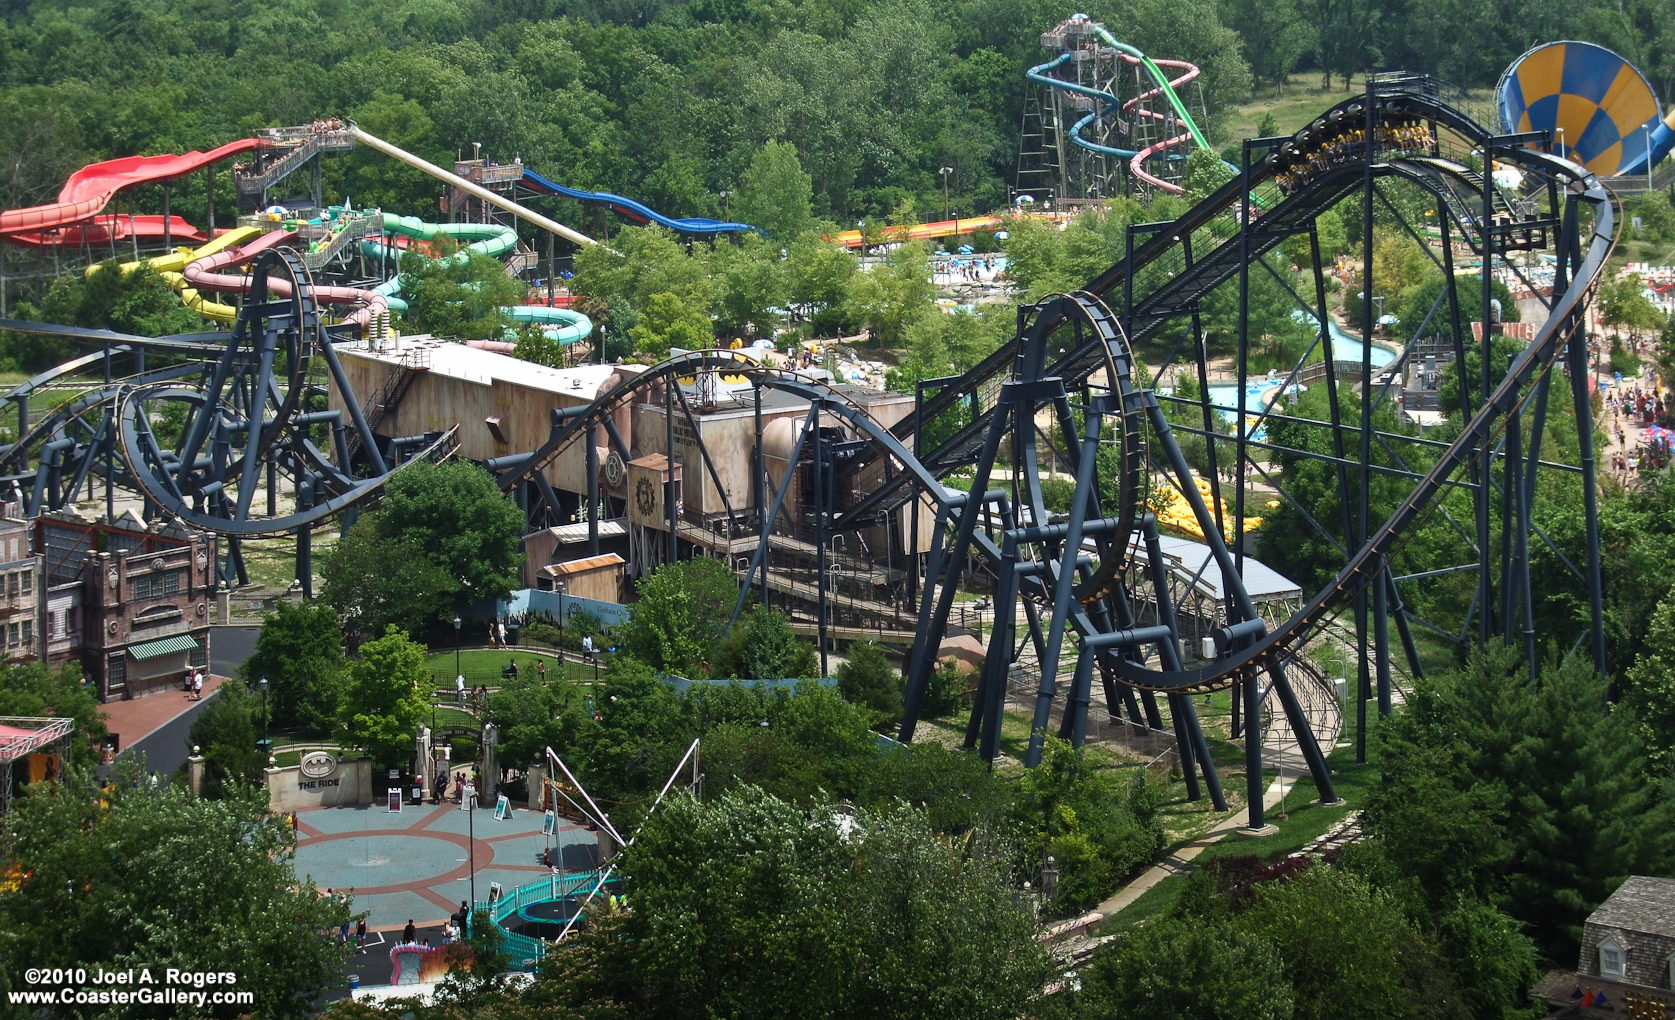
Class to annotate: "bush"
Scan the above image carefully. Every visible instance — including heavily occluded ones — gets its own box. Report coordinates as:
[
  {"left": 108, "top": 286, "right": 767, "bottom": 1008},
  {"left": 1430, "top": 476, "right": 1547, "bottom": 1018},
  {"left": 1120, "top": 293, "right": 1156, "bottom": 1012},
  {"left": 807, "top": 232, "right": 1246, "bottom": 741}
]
[
  {"left": 835, "top": 641, "right": 903, "bottom": 727},
  {"left": 1039, "top": 476, "right": 1076, "bottom": 513},
  {"left": 922, "top": 657, "right": 966, "bottom": 717},
  {"left": 451, "top": 738, "right": 480, "bottom": 762}
]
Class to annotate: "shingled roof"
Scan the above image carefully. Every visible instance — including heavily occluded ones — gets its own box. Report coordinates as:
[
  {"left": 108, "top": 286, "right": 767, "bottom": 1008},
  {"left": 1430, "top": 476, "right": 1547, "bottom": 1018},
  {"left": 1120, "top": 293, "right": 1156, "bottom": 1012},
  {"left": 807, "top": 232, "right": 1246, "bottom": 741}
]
[{"left": 1591, "top": 877, "right": 1675, "bottom": 937}]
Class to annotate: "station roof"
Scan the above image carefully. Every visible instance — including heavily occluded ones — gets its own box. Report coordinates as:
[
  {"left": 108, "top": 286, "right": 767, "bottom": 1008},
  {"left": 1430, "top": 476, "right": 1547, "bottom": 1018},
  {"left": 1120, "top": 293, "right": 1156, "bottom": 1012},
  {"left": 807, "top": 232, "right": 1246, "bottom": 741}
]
[
  {"left": 1133, "top": 534, "right": 1301, "bottom": 603},
  {"left": 342, "top": 337, "right": 638, "bottom": 399}
]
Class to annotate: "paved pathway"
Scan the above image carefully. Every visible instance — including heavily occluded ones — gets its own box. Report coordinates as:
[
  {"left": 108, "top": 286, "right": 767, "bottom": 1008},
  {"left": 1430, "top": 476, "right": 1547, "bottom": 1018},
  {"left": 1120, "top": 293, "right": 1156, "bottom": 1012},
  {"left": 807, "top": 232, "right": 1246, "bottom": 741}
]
[
  {"left": 101, "top": 675, "right": 226, "bottom": 753},
  {"left": 293, "top": 802, "right": 601, "bottom": 931},
  {"left": 1096, "top": 774, "right": 1300, "bottom": 917}
]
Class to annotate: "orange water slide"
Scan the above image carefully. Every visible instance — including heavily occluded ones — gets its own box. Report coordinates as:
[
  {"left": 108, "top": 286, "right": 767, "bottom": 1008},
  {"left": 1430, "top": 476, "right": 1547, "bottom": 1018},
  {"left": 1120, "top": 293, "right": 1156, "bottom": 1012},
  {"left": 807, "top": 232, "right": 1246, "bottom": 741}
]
[
  {"left": 828, "top": 215, "right": 1004, "bottom": 250},
  {"left": 0, "top": 138, "right": 258, "bottom": 240}
]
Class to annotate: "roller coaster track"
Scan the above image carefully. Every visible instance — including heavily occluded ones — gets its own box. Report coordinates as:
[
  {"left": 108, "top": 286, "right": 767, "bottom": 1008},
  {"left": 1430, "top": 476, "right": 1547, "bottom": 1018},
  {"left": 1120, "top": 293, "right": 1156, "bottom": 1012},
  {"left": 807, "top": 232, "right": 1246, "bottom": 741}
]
[
  {"left": 889, "top": 75, "right": 1613, "bottom": 796},
  {"left": 841, "top": 83, "right": 1573, "bottom": 529}
]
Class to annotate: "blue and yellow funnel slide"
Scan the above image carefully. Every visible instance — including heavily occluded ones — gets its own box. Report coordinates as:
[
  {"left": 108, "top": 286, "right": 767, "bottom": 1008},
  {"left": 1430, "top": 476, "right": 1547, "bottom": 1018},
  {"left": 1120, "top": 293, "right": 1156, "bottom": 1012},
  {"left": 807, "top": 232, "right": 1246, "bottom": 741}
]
[{"left": 1498, "top": 40, "right": 1674, "bottom": 177}]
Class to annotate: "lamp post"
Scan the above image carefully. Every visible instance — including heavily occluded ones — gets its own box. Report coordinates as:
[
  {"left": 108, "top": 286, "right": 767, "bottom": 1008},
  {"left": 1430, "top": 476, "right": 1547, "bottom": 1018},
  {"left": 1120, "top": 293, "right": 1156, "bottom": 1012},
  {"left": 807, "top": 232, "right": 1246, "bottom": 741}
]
[
  {"left": 938, "top": 166, "right": 953, "bottom": 222},
  {"left": 258, "top": 678, "right": 269, "bottom": 756},
  {"left": 453, "top": 615, "right": 462, "bottom": 679},
  {"left": 1557, "top": 127, "right": 1566, "bottom": 161},
  {"left": 719, "top": 191, "right": 729, "bottom": 218},
  {"left": 1648, "top": 125, "right": 1655, "bottom": 192},
  {"left": 462, "top": 782, "right": 477, "bottom": 919},
  {"left": 1373, "top": 295, "right": 1384, "bottom": 335}
]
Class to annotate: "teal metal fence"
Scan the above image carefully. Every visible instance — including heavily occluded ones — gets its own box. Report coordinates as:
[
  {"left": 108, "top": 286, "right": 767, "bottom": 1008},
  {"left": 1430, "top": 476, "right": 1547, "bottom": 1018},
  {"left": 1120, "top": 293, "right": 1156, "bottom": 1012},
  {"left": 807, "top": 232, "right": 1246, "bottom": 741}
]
[{"left": 472, "top": 870, "right": 610, "bottom": 963}]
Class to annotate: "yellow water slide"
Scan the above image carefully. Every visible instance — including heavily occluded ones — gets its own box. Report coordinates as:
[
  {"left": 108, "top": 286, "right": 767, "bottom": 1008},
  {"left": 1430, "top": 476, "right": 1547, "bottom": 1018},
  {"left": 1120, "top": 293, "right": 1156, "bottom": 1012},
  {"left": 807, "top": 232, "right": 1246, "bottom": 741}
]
[{"left": 95, "top": 226, "right": 265, "bottom": 323}]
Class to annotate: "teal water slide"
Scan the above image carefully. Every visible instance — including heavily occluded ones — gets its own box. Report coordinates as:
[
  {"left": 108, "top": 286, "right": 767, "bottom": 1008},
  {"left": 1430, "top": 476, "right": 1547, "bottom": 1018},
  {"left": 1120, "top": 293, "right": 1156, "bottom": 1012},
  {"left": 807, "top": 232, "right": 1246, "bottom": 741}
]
[
  {"left": 361, "top": 214, "right": 593, "bottom": 344},
  {"left": 1026, "top": 17, "right": 1229, "bottom": 192}
]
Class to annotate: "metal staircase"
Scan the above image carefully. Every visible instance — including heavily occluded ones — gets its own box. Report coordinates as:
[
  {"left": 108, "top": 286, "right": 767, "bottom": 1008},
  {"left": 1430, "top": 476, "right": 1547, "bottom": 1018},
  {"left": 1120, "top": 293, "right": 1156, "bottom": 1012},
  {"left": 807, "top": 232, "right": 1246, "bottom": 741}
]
[
  {"left": 343, "top": 348, "right": 429, "bottom": 464},
  {"left": 235, "top": 128, "right": 355, "bottom": 196}
]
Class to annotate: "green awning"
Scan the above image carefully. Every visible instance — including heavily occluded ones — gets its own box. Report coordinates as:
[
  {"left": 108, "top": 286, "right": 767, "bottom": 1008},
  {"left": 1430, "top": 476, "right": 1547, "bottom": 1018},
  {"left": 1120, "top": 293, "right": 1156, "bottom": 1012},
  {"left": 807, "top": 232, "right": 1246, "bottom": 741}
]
[{"left": 127, "top": 634, "right": 198, "bottom": 660}]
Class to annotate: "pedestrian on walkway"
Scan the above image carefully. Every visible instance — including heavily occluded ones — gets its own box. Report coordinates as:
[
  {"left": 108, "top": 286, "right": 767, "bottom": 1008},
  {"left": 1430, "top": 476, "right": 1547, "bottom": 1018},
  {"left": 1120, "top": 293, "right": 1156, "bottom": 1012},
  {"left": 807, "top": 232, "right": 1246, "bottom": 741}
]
[
  {"left": 456, "top": 673, "right": 466, "bottom": 705},
  {"left": 498, "top": 620, "right": 508, "bottom": 647},
  {"left": 403, "top": 919, "right": 416, "bottom": 944},
  {"left": 192, "top": 670, "right": 203, "bottom": 701},
  {"left": 488, "top": 620, "right": 497, "bottom": 647}
]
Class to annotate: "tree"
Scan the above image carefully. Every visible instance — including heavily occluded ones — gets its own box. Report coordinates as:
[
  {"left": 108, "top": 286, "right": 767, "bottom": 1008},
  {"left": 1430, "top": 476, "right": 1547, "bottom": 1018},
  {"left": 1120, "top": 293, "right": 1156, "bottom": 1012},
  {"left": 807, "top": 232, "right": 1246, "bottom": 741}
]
[
  {"left": 1083, "top": 917, "right": 1293, "bottom": 1020},
  {"left": 1235, "top": 866, "right": 1427, "bottom": 1020},
  {"left": 713, "top": 607, "right": 815, "bottom": 681},
  {"left": 847, "top": 240, "right": 934, "bottom": 347},
  {"left": 733, "top": 140, "right": 814, "bottom": 240},
  {"left": 1223, "top": 0, "right": 1313, "bottom": 94},
  {"left": 580, "top": 657, "right": 690, "bottom": 805},
  {"left": 512, "top": 324, "right": 570, "bottom": 368},
  {"left": 1599, "top": 273, "right": 1665, "bottom": 335},
  {"left": 488, "top": 669, "right": 588, "bottom": 769},
  {"left": 709, "top": 232, "right": 786, "bottom": 338},
  {"left": 241, "top": 601, "right": 346, "bottom": 731},
  {"left": 786, "top": 231, "right": 857, "bottom": 333},
  {"left": 28, "top": 261, "right": 204, "bottom": 341},
  {"left": 629, "top": 288, "right": 715, "bottom": 360},
  {"left": 187, "top": 680, "right": 265, "bottom": 798},
  {"left": 338, "top": 627, "right": 432, "bottom": 769},
  {"left": 322, "top": 519, "right": 460, "bottom": 637},
  {"left": 834, "top": 640, "right": 902, "bottom": 724},
  {"left": 1310, "top": 0, "right": 1377, "bottom": 91},
  {"left": 376, "top": 459, "right": 526, "bottom": 612},
  {"left": 1366, "top": 649, "right": 1675, "bottom": 960},
  {"left": 400, "top": 244, "right": 527, "bottom": 340},
  {"left": 0, "top": 762, "right": 349, "bottom": 1018},
  {"left": 617, "top": 558, "right": 741, "bottom": 676},
  {"left": 0, "top": 660, "right": 105, "bottom": 766},
  {"left": 592, "top": 787, "right": 1052, "bottom": 1018}
]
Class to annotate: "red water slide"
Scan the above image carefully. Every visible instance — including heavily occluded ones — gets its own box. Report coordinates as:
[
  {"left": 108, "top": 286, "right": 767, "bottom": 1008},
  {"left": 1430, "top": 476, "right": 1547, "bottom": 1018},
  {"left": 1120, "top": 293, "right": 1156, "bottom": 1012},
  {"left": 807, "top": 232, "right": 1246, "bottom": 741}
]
[{"left": 0, "top": 138, "right": 258, "bottom": 242}]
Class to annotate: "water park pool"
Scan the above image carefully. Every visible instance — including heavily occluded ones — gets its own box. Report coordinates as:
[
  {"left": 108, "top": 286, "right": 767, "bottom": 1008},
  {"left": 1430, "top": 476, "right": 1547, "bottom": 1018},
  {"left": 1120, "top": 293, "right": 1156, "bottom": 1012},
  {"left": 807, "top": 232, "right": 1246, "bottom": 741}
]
[{"left": 1202, "top": 321, "right": 1397, "bottom": 433}]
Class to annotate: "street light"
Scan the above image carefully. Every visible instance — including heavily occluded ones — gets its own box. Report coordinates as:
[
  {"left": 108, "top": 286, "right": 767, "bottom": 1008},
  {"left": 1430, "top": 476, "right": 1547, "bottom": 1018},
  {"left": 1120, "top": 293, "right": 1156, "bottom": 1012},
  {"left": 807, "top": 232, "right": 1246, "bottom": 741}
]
[
  {"left": 719, "top": 191, "right": 729, "bottom": 218},
  {"left": 453, "top": 615, "right": 462, "bottom": 680},
  {"left": 258, "top": 678, "right": 269, "bottom": 756},
  {"left": 1648, "top": 125, "right": 1655, "bottom": 193},
  {"left": 462, "top": 782, "right": 477, "bottom": 918},
  {"left": 938, "top": 166, "right": 953, "bottom": 222}
]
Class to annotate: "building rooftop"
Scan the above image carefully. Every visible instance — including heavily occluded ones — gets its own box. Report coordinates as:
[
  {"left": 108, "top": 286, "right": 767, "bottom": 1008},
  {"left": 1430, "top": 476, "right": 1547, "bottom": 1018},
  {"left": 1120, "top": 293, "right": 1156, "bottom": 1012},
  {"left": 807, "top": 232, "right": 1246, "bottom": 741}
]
[
  {"left": 1133, "top": 534, "right": 1302, "bottom": 602},
  {"left": 1589, "top": 877, "right": 1675, "bottom": 937},
  {"left": 342, "top": 336, "right": 637, "bottom": 399}
]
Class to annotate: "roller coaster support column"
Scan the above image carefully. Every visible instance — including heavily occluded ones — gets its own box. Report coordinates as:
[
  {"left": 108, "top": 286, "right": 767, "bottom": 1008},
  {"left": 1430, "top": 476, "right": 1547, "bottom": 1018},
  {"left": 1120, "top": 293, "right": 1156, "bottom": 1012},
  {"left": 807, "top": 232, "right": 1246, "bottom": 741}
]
[
  {"left": 1143, "top": 513, "right": 1227, "bottom": 810},
  {"left": 1477, "top": 136, "right": 1496, "bottom": 647},
  {"left": 297, "top": 472, "right": 313, "bottom": 599},
  {"left": 754, "top": 386, "right": 766, "bottom": 610},
  {"left": 726, "top": 404, "right": 816, "bottom": 637},
  {"left": 1026, "top": 389, "right": 1108, "bottom": 767},
  {"left": 918, "top": 386, "right": 1011, "bottom": 759},
  {"left": 1358, "top": 89, "right": 1377, "bottom": 759},
  {"left": 1234, "top": 142, "right": 1255, "bottom": 742},
  {"left": 665, "top": 380, "right": 676, "bottom": 565},
  {"left": 1146, "top": 391, "right": 1332, "bottom": 827},
  {"left": 1559, "top": 194, "right": 1608, "bottom": 673},
  {"left": 814, "top": 403, "right": 829, "bottom": 678},
  {"left": 586, "top": 420, "right": 599, "bottom": 556}
]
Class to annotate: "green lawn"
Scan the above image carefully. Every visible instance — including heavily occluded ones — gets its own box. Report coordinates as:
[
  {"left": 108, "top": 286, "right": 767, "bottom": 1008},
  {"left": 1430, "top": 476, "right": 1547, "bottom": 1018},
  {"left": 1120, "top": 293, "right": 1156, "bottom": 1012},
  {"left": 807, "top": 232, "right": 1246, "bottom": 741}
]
[
  {"left": 423, "top": 647, "right": 600, "bottom": 691},
  {"left": 1102, "top": 742, "right": 1381, "bottom": 933}
]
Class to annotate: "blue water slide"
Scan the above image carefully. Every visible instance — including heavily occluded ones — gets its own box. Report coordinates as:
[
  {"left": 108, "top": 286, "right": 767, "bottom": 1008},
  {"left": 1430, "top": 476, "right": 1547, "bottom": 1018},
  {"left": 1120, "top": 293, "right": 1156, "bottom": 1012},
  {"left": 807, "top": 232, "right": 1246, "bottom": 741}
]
[{"left": 519, "top": 170, "right": 759, "bottom": 236}]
